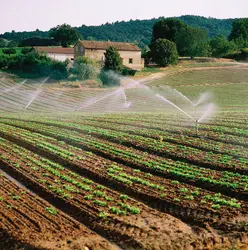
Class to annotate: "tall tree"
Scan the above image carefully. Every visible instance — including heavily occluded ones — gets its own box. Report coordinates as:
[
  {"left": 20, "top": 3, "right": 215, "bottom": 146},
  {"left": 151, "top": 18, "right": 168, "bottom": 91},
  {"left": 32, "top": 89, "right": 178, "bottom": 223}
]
[
  {"left": 49, "top": 24, "right": 81, "bottom": 47},
  {"left": 103, "top": 46, "right": 122, "bottom": 71},
  {"left": 229, "top": 19, "right": 248, "bottom": 48},
  {"left": 100, "top": 46, "right": 122, "bottom": 86},
  {"left": 210, "top": 36, "right": 235, "bottom": 58},
  {"left": 152, "top": 18, "right": 186, "bottom": 42},
  {"left": 176, "top": 26, "right": 209, "bottom": 59},
  {"left": 150, "top": 39, "right": 178, "bottom": 66}
]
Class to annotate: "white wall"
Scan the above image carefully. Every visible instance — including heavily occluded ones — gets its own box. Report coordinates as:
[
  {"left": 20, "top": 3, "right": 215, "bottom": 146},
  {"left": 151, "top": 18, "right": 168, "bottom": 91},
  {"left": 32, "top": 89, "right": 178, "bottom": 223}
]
[{"left": 47, "top": 53, "right": 74, "bottom": 62}]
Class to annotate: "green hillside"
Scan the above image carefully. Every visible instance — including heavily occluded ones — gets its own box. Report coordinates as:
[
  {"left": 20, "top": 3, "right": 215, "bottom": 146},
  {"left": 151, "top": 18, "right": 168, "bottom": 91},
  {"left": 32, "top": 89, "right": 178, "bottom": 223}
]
[{"left": 0, "top": 15, "right": 236, "bottom": 48}]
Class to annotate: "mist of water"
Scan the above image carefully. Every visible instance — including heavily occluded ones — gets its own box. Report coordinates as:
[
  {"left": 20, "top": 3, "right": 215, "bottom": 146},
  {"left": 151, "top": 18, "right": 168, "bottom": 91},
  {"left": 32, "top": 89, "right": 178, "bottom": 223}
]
[
  {"left": 193, "top": 92, "right": 212, "bottom": 107},
  {"left": 155, "top": 93, "right": 196, "bottom": 122},
  {"left": 0, "top": 79, "right": 27, "bottom": 95},
  {"left": 24, "top": 90, "right": 42, "bottom": 110},
  {"left": 0, "top": 71, "right": 217, "bottom": 124},
  {"left": 198, "top": 103, "right": 216, "bottom": 123}
]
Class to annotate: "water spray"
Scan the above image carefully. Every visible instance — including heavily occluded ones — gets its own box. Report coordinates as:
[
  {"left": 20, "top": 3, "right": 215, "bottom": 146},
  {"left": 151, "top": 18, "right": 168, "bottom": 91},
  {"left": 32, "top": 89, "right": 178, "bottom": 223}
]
[
  {"left": 0, "top": 79, "right": 27, "bottom": 96},
  {"left": 23, "top": 76, "right": 49, "bottom": 111},
  {"left": 155, "top": 93, "right": 215, "bottom": 136}
]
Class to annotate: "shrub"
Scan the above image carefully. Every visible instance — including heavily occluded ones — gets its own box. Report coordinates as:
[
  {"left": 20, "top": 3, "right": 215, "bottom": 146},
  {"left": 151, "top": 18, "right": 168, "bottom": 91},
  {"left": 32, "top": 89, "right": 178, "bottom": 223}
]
[
  {"left": 225, "top": 48, "right": 248, "bottom": 61},
  {"left": 2, "top": 48, "right": 16, "bottom": 55},
  {"left": 121, "top": 66, "right": 136, "bottom": 76},
  {"left": 3, "top": 50, "right": 69, "bottom": 80},
  {"left": 71, "top": 56, "right": 96, "bottom": 80},
  {"left": 50, "top": 60, "right": 69, "bottom": 80},
  {"left": 21, "top": 47, "right": 34, "bottom": 54},
  {"left": 0, "top": 55, "right": 8, "bottom": 69},
  {"left": 99, "top": 69, "right": 121, "bottom": 86}
]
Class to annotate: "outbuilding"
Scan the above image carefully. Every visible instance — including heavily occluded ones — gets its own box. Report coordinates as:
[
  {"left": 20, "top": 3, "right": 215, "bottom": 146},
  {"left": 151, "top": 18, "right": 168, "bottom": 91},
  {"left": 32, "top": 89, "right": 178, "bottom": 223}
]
[{"left": 34, "top": 47, "right": 74, "bottom": 62}]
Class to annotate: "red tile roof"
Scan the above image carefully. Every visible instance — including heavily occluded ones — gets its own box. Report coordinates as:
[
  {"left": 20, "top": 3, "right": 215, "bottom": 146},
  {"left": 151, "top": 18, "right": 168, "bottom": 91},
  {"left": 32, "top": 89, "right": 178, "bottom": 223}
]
[
  {"left": 76, "top": 40, "right": 141, "bottom": 51},
  {"left": 34, "top": 47, "right": 74, "bottom": 54}
]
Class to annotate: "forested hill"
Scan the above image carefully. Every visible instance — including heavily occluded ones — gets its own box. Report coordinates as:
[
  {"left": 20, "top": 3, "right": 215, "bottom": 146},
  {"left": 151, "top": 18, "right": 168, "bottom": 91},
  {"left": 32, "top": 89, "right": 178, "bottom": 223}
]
[{"left": 0, "top": 15, "right": 236, "bottom": 48}]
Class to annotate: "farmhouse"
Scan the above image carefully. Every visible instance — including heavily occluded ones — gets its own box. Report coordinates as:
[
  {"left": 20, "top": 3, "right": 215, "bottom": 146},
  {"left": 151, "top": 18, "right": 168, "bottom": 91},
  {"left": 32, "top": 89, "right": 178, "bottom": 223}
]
[
  {"left": 74, "top": 40, "right": 144, "bottom": 70},
  {"left": 34, "top": 47, "right": 74, "bottom": 62}
]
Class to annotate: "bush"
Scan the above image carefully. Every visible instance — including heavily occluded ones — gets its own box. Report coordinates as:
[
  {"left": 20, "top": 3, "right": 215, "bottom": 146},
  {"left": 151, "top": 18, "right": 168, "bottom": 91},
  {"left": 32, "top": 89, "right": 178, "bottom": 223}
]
[
  {"left": 0, "top": 55, "right": 8, "bottom": 69},
  {"left": 225, "top": 48, "right": 248, "bottom": 60},
  {"left": 50, "top": 60, "right": 69, "bottom": 80},
  {"left": 150, "top": 39, "right": 178, "bottom": 66},
  {"left": 2, "top": 50, "right": 69, "bottom": 80},
  {"left": 99, "top": 69, "right": 121, "bottom": 86},
  {"left": 121, "top": 66, "right": 136, "bottom": 76},
  {"left": 71, "top": 56, "right": 96, "bottom": 80},
  {"left": 2, "top": 48, "right": 16, "bottom": 55},
  {"left": 7, "top": 56, "right": 23, "bottom": 70},
  {"left": 21, "top": 47, "right": 34, "bottom": 54}
]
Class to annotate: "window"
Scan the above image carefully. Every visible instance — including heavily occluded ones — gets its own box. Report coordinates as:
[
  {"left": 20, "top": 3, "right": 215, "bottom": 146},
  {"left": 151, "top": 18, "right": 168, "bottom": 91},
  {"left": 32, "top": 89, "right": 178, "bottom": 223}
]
[
  {"left": 80, "top": 46, "right": 84, "bottom": 53},
  {"left": 129, "top": 58, "right": 133, "bottom": 64}
]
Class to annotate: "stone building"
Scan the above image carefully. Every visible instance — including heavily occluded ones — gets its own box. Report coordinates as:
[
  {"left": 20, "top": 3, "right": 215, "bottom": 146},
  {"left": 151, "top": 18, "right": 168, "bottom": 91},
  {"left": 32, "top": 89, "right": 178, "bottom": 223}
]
[
  {"left": 34, "top": 47, "right": 74, "bottom": 62},
  {"left": 74, "top": 40, "right": 144, "bottom": 70}
]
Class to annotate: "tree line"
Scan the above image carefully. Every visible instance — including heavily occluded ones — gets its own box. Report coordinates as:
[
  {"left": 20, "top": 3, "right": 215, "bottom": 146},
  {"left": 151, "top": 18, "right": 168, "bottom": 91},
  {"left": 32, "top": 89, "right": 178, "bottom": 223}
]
[
  {"left": 145, "top": 18, "right": 248, "bottom": 66},
  {"left": 0, "top": 15, "right": 238, "bottom": 48}
]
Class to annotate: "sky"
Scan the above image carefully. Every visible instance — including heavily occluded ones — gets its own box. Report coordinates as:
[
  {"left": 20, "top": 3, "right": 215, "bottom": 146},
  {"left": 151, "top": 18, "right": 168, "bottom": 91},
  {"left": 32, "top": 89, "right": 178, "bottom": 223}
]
[{"left": 0, "top": 0, "right": 247, "bottom": 34}]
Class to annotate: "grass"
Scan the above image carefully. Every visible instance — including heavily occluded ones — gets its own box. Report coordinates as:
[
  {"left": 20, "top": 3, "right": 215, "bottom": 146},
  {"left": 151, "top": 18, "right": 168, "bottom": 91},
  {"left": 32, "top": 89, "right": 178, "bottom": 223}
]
[
  {"left": 150, "top": 68, "right": 248, "bottom": 109},
  {"left": 135, "top": 66, "right": 161, "bottom": 77}
]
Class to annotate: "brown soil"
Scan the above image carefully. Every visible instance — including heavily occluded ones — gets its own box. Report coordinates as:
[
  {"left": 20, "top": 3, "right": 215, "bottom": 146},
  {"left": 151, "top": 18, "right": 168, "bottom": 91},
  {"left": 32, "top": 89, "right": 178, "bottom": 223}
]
[{"left": 0, "top": 174, "right": 117, "bottom": 250}]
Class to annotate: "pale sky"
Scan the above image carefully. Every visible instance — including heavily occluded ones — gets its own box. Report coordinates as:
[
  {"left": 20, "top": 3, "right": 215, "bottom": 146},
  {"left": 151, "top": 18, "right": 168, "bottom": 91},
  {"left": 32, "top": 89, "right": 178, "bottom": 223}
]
[{"left": 0, "top": 0, "right": 247, "bottom": 34}]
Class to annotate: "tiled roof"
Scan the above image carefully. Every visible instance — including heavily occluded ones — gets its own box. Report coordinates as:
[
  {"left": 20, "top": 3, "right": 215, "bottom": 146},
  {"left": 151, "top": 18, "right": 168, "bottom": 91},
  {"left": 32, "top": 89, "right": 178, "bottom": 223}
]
[
  {"left": 77, "top": 40, "right": 141, "bottom": 51},
  {"left": 34, "top": 47, "right": 74, "bottom": 54}
]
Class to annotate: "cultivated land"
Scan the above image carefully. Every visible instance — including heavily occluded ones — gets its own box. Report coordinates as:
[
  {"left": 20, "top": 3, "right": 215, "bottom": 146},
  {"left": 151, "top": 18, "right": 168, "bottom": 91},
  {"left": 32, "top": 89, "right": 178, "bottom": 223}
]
[{"left": 0, "top": 62, "right": 248, "bottom": 250}]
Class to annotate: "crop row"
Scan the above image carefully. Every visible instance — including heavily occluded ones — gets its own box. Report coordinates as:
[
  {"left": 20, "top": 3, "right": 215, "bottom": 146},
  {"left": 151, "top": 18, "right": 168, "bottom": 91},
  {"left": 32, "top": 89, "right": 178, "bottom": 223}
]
[
  {"left": 1, "top": 121, "right": 247, "bottom": 201},
  {"left": 6, "top": 118, "right": 247, "bottom": 174},
  {"left": 88, "top": 116, "right": 248, "bottom": 147},
  {"left": 76, "top": 118, "right": 248, "bottom": 159},
  {"left": 0, "top": 123, "right": 246, "bottom": 218},
  {"left": 92, "top": 114, "right": 248, "bottom": 137},
  {"left": 0, "top": 137, "right": 187, "bottom": 249}
]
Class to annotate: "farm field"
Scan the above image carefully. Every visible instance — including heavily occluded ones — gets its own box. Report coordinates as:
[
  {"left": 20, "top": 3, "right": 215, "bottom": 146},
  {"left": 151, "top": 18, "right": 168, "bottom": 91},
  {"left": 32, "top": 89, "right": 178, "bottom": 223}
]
[{"left": 0, "top": 63, "right": 248, "bottom": 249}]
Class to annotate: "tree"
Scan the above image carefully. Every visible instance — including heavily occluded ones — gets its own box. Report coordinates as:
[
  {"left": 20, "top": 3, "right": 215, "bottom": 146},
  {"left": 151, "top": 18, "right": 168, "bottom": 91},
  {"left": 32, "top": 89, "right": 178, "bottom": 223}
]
[
  {"left": 150, "top": 39, "right": 178, "bottom": 66},
  {"left": 49, "top": 24, "right": 81, "bottom": 47},
  {"left": 103, "top": 46, "right": 122, "bottom": 71},
  {"left": 229, "top": 19, "right": 248, "bottom": 48},
  {"left": 176, "top": 26, "right": 209, "bottom": 59},
  {"left": 8, "top": 40, "right": 18, "bottom": 47},
  {"left": 0, "top": 38, "right": 9, "bottom": 48},
  {"left": 72, "top": 56, "right": 96, "bottom": 80},
  {"left": 2, "top": 48, "right": 16, "bottom": 56},
  {"left": 210, "top": 36, "right": 235, "bottom": 58},
  {"left": 20, "top": 37, "right": 58, "bottom": 47},
  {"left": 100, "top": 46, "right": 123, "bottom": 86},
  {"left": 152, "top": 18, "right": 186, "bottom": 43}
]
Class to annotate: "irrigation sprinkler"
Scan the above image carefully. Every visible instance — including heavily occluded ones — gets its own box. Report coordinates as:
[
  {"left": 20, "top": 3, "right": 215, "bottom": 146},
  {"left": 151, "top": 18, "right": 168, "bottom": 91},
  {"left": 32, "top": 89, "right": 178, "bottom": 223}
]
[{"left": 196, "top": 119, "right": 199, "bottom": 136}]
